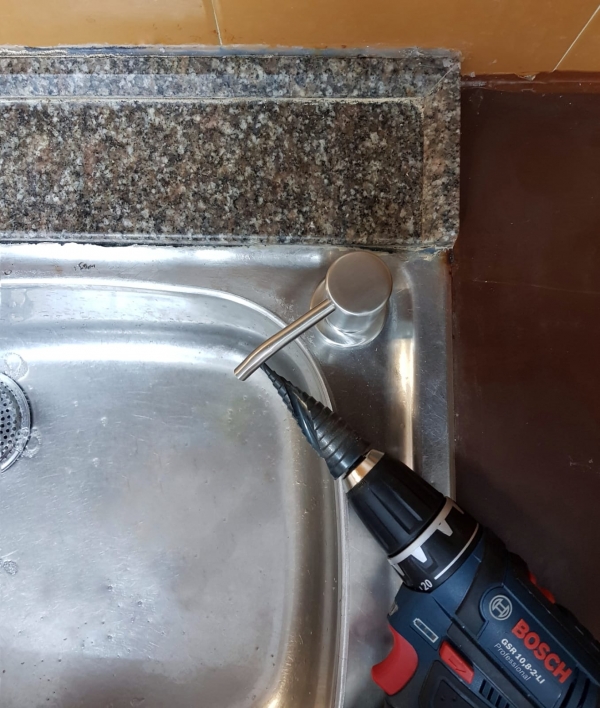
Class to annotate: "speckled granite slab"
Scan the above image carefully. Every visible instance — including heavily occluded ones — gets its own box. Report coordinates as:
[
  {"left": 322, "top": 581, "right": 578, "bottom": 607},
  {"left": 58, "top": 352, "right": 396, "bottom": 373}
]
[{"left": 0, "top": 49, "right": 459, "bottom": 248}]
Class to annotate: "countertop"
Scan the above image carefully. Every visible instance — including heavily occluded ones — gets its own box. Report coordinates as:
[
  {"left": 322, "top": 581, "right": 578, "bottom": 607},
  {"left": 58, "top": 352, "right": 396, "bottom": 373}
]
[{"left": 0, "top": 48, "right": 459, "bottom": 249}]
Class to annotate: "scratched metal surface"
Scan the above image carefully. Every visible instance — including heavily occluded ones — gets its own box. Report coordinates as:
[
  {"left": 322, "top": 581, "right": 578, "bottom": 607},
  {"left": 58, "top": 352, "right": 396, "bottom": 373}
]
[{"left": 0, "top": 244, "right": 453, "bottom": 708}]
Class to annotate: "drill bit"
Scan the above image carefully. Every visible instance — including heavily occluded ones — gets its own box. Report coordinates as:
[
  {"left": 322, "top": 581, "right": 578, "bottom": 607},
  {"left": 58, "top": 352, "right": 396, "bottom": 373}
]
[{"left": 260, "top": 363, "right": 371, "bottom": 479}]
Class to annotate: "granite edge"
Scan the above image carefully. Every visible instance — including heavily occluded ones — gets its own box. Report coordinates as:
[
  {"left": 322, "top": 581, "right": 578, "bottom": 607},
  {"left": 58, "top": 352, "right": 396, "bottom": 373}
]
[
  {"left": 0, "top": 232, "right": 451, "bottom": 252},
  {"left": 421, "top": 65, "right": 460, "bottom": 246},
  {"left": 0, "top": 48, "right": 459, "bottom": 100}
]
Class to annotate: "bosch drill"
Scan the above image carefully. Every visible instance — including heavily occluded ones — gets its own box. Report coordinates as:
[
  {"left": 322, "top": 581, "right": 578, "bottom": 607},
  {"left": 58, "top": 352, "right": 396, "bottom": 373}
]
[{"left": 259, "top": 363, "right": 600, "bottom": 708}]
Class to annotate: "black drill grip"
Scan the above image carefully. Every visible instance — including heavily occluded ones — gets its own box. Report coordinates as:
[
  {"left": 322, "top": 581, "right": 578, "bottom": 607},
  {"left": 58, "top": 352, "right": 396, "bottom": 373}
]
[{"left": 347, "top": 454, "right": 446, "bottom": 557}]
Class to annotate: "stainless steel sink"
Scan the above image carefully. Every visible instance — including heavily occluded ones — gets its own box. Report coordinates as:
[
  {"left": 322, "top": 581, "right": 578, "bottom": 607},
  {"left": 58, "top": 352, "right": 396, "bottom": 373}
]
[{"left": 0, "top": 243, "right": 453, "bottom": 708}]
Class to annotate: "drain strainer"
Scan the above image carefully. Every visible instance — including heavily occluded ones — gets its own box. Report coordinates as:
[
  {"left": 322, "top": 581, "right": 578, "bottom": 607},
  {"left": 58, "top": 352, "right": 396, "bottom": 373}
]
[{"left": 0, "top": 373, "right": 31, "bottom": 471}]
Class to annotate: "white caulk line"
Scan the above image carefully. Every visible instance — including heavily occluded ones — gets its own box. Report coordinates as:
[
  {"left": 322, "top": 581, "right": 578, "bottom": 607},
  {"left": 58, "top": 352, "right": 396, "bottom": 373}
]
[
  {"left": 555, "top": 4, "right": 600, "bottom": 70},
  {"left": 209, "top": 0, "right": 224, "bottom": 45}
]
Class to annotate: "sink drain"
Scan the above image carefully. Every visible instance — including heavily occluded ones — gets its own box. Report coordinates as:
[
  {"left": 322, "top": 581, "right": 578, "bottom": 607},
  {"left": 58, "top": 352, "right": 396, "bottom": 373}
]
[{"left": 0, "top": 373, "right": 31, "bottom": 472}]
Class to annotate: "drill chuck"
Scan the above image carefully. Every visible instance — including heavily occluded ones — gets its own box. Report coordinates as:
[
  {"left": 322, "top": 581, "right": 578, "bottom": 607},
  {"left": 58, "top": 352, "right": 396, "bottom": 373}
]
[{"left": 347, "top": 454, "right": 480, "bottom": 591}]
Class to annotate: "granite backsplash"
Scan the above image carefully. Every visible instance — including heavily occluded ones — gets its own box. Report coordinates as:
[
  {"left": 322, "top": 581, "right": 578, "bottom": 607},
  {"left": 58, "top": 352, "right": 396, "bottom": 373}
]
[{"left": 0, "top": 49, "right": 459, "bottom": 248}]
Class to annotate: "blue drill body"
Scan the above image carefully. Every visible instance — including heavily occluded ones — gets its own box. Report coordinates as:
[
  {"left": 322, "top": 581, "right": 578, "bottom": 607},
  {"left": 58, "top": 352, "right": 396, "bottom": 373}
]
[{"left": 382, "top": 531, "right": 600, "bottom": 708}]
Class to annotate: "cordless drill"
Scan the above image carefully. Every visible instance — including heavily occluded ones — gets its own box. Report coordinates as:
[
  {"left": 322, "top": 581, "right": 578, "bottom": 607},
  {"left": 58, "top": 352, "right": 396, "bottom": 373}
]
[{"left": 259, "top": 363, "right": 600, "bottom": 708}]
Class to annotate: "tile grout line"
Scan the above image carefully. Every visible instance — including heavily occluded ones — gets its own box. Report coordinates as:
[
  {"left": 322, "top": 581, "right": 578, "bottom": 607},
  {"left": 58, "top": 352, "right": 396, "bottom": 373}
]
[
  {"left": 208, "top": 0, "right": 224, "bottom": 45},
  {"left": 554, "top": 3, "right": 600, "bottom": 70}
]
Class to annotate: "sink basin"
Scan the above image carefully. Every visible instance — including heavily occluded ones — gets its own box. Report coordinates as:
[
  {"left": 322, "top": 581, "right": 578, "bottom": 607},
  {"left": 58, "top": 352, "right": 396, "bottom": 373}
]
[{"left": 0, "top": 243, "right": 453, "bottom": 708}]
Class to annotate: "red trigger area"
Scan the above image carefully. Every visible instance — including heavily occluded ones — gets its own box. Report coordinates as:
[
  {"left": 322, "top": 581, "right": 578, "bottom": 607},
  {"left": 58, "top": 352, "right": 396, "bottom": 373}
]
[
  {"left": 528, "top": 570, "right": 556, "bottom": 604},
  {"left": 371, "top": 627, "right": 419, "bottom": 696},
  {"left": 440, "top": 641, "right": 475, "bottom": 684}
]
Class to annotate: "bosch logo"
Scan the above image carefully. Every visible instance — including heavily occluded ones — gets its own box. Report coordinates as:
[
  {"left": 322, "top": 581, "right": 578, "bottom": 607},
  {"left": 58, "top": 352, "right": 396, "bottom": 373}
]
[
  {"left": 489, "top": 595, "right": 513, "bottom": 621},
  {"left": 512, "top": 619, "right": 573, "bottom": 684}
]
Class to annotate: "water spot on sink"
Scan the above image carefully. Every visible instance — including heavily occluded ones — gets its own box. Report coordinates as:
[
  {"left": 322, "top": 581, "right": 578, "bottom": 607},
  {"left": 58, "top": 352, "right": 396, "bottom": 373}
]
[
  {"left": 10, "top": 291, "right": 26, "bottom": 308},
  {"left": 92, "top": 458, "right": 100, "bottom": 468},
  {"left": 22, "top": 428, "right": 42, "bottom": 458},
  {"left": 130, "top": 698, "right": 145, "bottom": 706},
  {"left": 100, "top": 416, "right": 108, "bottom": 427},
  {"left": 7, "top": 291, "right": 33, "bottom": 323},
  {"left": 2, "top": 352, "right": 28, "bottom": 380},
  {"left": 2, "top": 560, "right": 19, "bottom": 576}
]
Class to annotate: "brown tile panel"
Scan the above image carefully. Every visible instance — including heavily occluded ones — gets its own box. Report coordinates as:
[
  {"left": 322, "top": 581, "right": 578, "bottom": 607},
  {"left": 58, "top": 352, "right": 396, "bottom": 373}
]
[
  {"left": 462, "top": 72, "right": 600, "bottom": 92},
  {"left": 454, "top": 83, "right": 600, "bottom": 636}
]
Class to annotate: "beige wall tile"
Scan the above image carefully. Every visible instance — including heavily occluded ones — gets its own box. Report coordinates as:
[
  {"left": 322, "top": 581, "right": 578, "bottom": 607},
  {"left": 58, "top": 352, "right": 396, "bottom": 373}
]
[
  {"left": 1, "top": 0, "right": 599, "bottom": 74},
  {"left": 557, "top": 7, "right": 600, "bottom": 70},
  {"left": 0, "top": 0, "right": 219, "bottom": 46},
  {"left": 212, "top": 0, "right": 598, "bottom": 74}
]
